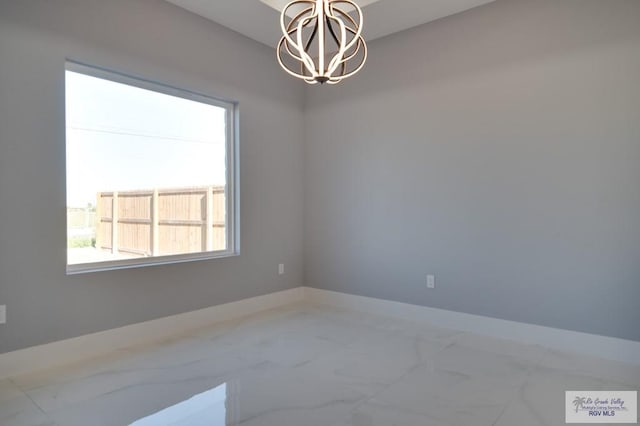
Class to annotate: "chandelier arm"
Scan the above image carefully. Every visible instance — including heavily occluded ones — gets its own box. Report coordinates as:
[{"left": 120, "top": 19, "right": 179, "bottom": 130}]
[
  {"left": 285, "top": 5, "right": 315, "bottom": 35},
  {"left": 326, "top": 19, "right": 347, "bottom": 74},
  {"left": 325, "top": 15, "right": 341, "bottom": 46},
  {"left": 281, "top": 1, "right": 316, "bottom": 75},
  {"left": 296, "top": 15, "right": 319, "bottom": 77},
  {"left": 324, "top": 46, "right": 366, "bottom": 81},
  {"left": 330, "top": 1, "right": 363, "bottom": 29},
  {"left": 326, "top": 6, "right": 361, "bottom": 65},
  {"left": 300, "top": 22, "right": 319, "bottom": 78},
  {"left": 324, "top": 14, "right": 346, "bottom": 78},
  {"left": 277, "top": 39, "right": 302, "bottom": 75},
  {"left": 282, "top": 32, "right": 304, "bottom": 61},
  {"left": 330, "top": 6, "right": 357, "bottom": 31},
  {"left": 324, "top": 2, "right": 347, "bottom": 75},
  {"left": 327, "top": 4, "right": 362, "bottom": 53},
  {"left": 291, "top": 15, "right": 318, "bottom": 78},
  {"left": 323, "top": 15, "right": 347, "bottom": 77},
  {"left": 320, "top": 18, "right": 361, "bottom": 65},
  {"left": 334, "top": 27, "right": 362, "bottom": 63},
  {"left": 283, "top": 41, "right": 302, "bottom": 62},
  {"left": 287, "top": 5, "right": 314, "bottom": 23},
  {"left": 279, "top": 19, "right": 321, "bottom": 81},
  {"left": 280, "top": 1, "right": 315, "bottom": 48},
  {"left": 280, "top": 27, "right": 320, "bottom": 78},
  {"left": 333, "top": 37, "right": 367, "bottom": 79},
  {"left": 277, "top": 38, "right": 316, "bottom": 82},
  {"left": 330, "top": 7, "right": 359, "bottom": 38},
  {"left": 281, "top": 38, "right": 326, "bottom": 81},
  {"left": 304, "top": 18, "right": 319, "bottom": 53},
  {"left": 330, "top": 18, "right": 361, "bottom": 63},
  {"left": 342, "top": 37, "right": 364, "bottom": 63},
  {"left": 316, "top": 0, "right": 326, "bottom": 77},
  {"left": 281, "top": 13, "right": 321, "bottom": 62}
]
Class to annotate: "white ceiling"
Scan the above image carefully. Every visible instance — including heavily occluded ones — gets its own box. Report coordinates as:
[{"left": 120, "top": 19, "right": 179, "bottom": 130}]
[
  {"left": 165, "top": 0, "right": 496, "bottom": 48},
  {"left": 260, "top": 0, "right": 382, "bottom": 17}
]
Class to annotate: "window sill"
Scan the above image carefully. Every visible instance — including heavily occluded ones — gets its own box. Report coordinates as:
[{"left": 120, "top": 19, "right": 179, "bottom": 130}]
[{"left": 66, "top": 250, "right": 240, "bottom": 275}]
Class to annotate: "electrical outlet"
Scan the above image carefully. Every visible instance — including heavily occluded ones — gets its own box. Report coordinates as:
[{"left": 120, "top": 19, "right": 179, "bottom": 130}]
[
  {"left": 278, "top": 263, "right": 285, "bottom": 275},
  {"left": 426, "top": 275, "right": 436, "bottom": 289},
  {"left": 0, "top": 305, "right": 5, "bottom": 324}
]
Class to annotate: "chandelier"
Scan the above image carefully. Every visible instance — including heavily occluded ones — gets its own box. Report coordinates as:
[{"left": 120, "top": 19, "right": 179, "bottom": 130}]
[{"left": 277, "top": 0, "right": 367, "bottom": 84}]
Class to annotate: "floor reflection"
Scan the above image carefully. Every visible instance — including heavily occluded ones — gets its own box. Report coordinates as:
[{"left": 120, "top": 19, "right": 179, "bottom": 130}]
[{"left": 130, "top": 383, "right": 228, "bottom": 426}]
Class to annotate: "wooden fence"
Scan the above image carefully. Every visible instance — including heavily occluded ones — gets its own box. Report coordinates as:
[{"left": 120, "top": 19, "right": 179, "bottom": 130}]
[{"left": 96, "top": 186, "right": 226, "bottom": 256}]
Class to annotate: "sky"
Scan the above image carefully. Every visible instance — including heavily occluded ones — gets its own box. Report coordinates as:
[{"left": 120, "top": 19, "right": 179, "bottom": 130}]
[{"left": 66, "top": 70, "right": 227, "bottom": 207}]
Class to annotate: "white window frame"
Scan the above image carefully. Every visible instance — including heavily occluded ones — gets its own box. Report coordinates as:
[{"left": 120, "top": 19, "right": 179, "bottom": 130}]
[{"left": 65, "top": 61, "right": 240, "bottom": 274}]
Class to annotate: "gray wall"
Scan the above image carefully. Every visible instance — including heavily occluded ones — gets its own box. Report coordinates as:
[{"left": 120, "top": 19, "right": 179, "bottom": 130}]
[
  {"left": 1, "top": 0, "right": 639, "bottom": 355},
  {"left": 0, "top": 0, "right": 305, "bottom": 354},
  {"left": 304, "top": 0, "right": 640, "bottom": 341}
]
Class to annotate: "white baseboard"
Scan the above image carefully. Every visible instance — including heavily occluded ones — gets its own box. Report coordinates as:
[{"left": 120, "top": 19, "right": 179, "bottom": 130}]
[
  {"left": 0, "top": 287, "right": 305, "bottom": 380},
  {"left": 303, "top": 287, "right": 640, "bottom": 365},
  {"left": 2, "top": 285, "right": 638, "bottom": 379}
]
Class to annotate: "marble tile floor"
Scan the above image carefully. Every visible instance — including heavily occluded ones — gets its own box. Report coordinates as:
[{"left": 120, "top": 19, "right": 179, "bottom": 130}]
[{"left": 1, "top": 302, "right": 638, "bottom": 426}]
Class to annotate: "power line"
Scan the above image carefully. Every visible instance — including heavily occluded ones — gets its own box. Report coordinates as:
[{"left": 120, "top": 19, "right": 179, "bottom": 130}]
[{"left": 67, "top": 125, "right": 224, "bottom": 146}]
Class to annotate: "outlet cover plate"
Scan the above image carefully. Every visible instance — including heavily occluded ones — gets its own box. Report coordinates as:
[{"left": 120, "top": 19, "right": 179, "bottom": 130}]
[{"left": 427, "top": 275, "right": 435, "bottom": 289}]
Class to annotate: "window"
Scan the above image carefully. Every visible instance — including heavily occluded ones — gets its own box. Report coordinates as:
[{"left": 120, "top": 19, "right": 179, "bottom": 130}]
[{"left": 65, "top": 62, "right": 239, "bottom": 273}]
